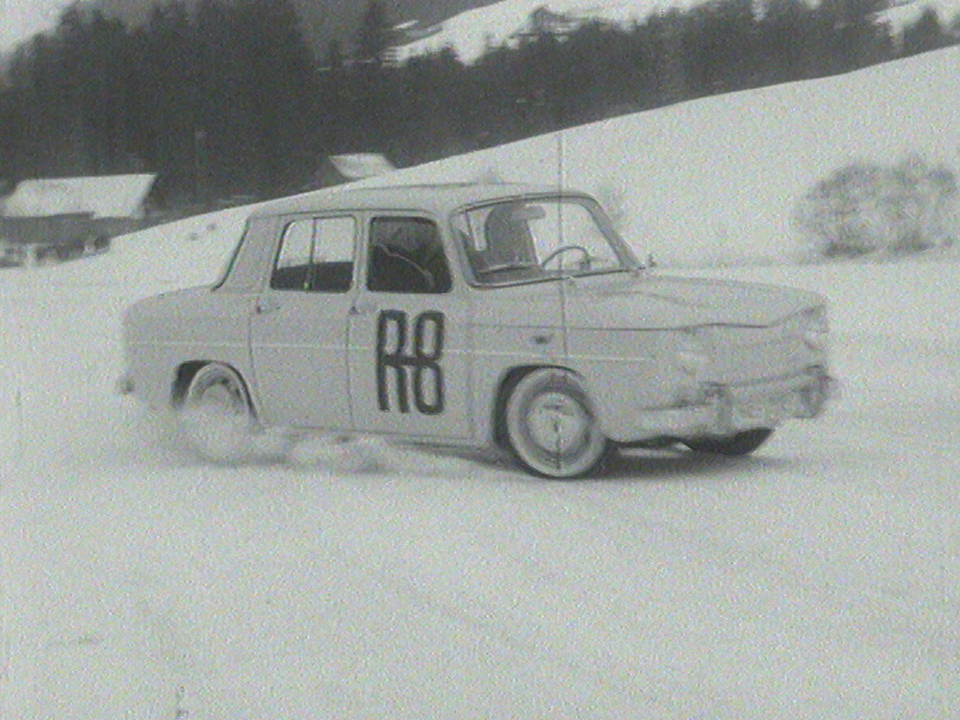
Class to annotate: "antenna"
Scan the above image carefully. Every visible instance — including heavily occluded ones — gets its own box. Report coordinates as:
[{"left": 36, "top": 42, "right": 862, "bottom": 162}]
[{"left": 557, "top": 130, "right": 570, "bottom": 358}]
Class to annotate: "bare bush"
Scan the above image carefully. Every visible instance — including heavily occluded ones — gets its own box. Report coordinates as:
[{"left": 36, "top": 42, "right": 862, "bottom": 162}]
[{"left": 794, "top": 154, "right": 957, "bottom": 259}]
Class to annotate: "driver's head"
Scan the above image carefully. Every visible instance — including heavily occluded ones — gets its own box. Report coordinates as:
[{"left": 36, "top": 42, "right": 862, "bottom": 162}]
[{"left": 483, "top": 203, "right": 536, "bottom": 265}]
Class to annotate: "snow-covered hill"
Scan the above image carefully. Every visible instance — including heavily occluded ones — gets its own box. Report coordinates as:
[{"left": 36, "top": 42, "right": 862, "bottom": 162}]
[
  {"left": 2, "top": 47, "right": 960, "bottom": 720},
  {"left": 0, "top": 0, "right": 68, "bottom": 53},
  {"left": 399, "top": 0, "right": 960, "bottom": 63},
  {"left": 883, "top": 0, "right": 960, "bottom": 33},
  {"left": 397, "top": 0, "right": 704, "bottom": 63}
]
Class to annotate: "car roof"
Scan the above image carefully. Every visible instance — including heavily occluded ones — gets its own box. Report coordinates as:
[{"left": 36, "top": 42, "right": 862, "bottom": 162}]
[{"left": 248, "top": 181, "right": 589, "bottom": 218}]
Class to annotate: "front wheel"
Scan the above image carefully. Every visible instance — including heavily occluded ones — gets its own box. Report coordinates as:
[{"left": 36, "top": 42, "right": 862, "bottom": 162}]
[
  {"left": 684, "top": 428, "right": 773, "bottom": 457},
  {"left": 179, "top": 362, "right": 257, "bottom": 463},
  {"left": 504, "top": 368, "right": 609, "bottom": 479}
]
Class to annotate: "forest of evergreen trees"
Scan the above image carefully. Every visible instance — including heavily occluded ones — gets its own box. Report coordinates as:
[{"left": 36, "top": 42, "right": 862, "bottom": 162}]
[{"left": 0, "top": 0, "right": 957, "bottom": 209}]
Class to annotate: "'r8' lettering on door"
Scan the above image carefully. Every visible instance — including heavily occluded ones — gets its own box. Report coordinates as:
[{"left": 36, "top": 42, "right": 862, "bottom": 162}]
[{"left": 376, "top": 310, "right": 445, "bottom": 415}]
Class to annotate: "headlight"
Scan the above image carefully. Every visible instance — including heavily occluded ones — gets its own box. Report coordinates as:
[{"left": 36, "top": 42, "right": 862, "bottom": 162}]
[
  {"left": 788, "top": 305, "right": 830, "bottom": 352},
  {"left": 676, "top": 330, "right": 709, "bottom": 376}
]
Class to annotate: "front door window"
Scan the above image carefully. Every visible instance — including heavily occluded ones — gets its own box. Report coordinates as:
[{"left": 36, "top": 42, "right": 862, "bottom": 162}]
[{"left": 367, "top": 217, "right": 452, "bottom": 294}]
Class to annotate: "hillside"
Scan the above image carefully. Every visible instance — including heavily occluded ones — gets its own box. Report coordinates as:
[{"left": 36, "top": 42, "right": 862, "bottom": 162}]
[
  {"left": 354, "top": 44, "right": 960, "bottom": 265},
  {"left": 0, "top": 0, "right": 503, "bottom": 57},
  {"left": 400, "top": 0, "right": 960, "bottom": 62}
]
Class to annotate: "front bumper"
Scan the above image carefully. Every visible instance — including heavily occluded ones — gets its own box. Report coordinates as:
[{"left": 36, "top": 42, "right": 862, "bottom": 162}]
[{"left": 622, "top": 366, "right": 837, "bottom": 441}]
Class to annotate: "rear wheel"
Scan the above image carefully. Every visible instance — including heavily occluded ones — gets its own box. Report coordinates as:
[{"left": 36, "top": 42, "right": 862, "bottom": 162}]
[
  {"left": 684, "top": 428, "right": 773, "bottom": 457},
  {"left": 179, "top": 362, "right": 256, "bottom": 462},
  {"left": 504, "top": 368, "right": 609, "bottom": 479}
]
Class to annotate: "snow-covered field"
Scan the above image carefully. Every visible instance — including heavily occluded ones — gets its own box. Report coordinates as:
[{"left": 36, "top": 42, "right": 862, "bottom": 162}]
[{"left": 2, "top": 47, "right": 960, "bottom": 719}]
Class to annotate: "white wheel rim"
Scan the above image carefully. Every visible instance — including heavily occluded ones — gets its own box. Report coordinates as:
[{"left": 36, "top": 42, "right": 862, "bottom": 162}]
[
  {"left": 507, "top": 370, "right": 606, "bottom": 478},
  {"left": 195, "top": 377, "right": 246, "bottom": 417},
  {"left": 525, "top": 391, "right": 593, "bottom": 457},
  {"left": 182, "top": 366, "right": 254, "bottom": 462}
]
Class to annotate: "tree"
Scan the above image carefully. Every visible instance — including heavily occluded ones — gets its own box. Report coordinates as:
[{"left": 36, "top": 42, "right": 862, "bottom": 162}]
[
  {"left": 234, "top": 0, "right": 318, "bottom": 195},
  {"left": 129, "top": 1, "right": 198, "bottom": 204},
  {"left": 394, "top": 46, "right": 472, "bottom": 163},
  {"left": 902, "top": 7, "right": 947, "bottom": 56},
  {"left": 194, "top": 0, "right": 247, "bottom": 199},
  {"left": 814, "top": 0, "right": 895, "bottom": 73},
  {"left": 645, "top": 9, "right": 691, "bottom": 105},
  {"left": 759, "top": 0, "right": 819, "bottom": 82},
  {"left": 355, "top": 0, "right": 391, "bottom": 67},
  {"left": 686, "top": 0, "right": 762, "bottom": 94}
]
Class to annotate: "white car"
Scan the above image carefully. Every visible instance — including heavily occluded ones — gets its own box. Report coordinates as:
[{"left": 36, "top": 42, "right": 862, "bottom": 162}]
[{"left": 120, "top": 182, "right": 834, "bottom": 478}]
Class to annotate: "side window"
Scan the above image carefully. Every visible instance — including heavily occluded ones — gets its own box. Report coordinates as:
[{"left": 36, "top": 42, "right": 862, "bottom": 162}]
[
  {"left": 367, "top": 217, "right": 452, "bottom": 294},
  {"left": 271, "top": 216, "right": 356, "bottom": 292}
]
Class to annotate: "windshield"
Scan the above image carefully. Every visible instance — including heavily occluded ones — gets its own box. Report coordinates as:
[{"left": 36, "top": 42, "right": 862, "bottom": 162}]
[{"left": 452, "top": 196, "right": 635, "bottom": 286}]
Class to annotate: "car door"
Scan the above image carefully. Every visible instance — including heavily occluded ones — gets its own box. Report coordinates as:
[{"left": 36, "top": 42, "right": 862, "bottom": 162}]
[
  {"left": 249, "top": 214, "right": 357, "bottom": 430},
  {"left": 347, "top": 214, "right": 473, "bottom": 440}
]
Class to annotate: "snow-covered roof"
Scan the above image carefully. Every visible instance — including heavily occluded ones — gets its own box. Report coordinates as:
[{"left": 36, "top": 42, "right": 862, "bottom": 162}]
[
  {"left": 328, "top": 154, "right": 396, "bottom": 181},
  {"left": 396, "top": 0, "right": 712, "bottom": 63},
  {"left": 1, "top": 174, "right": 157, "bottom": 219}
]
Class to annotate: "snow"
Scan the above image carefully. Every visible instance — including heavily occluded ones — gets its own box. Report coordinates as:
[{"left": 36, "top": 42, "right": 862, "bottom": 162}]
[
  {"left": 882, "top": 0, "right": 960, "bottom": 34},
  {"left": 399, "top": 0, "right": 960, "bottom": 63},
  {"left": 2, "top": 175, "right": 157, "bottom": 219},
  {"left": 3, "top": 47, "right": 960, "bottom": 719},
  {"left": 368, "top": 46, "right": 960, "bottom": 266},
  {"left": 0, "top": 0, "right": 70, "bottom": 53},
  {"left": 397, "top": 0, "right": 707, "bottom": 63}
]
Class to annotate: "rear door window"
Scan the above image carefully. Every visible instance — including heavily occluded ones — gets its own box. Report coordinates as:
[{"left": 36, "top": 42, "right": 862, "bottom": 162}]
[{"left": 272, "top": 216, "right": 356, "bottom": 292}]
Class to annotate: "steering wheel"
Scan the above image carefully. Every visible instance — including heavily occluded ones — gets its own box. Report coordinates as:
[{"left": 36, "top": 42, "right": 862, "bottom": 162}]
[{"left": 540, "top": 244, "right": 591, "bottom": 270}]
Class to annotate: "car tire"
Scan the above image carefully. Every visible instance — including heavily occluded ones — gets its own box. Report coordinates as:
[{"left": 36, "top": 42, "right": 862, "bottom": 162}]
[
  {"left": 180, "top": 362, "right": 256, "bottom": 463},
  {"left": 504, "top": 368, "right": 609, "bottom": 479},
  {"left": 684, "top": 428, "right": 773, "bottom": 457}
]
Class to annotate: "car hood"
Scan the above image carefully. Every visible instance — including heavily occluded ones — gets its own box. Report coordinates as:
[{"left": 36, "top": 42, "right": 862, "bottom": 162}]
[{"left": 563, "top": 272, "right": 823, "bottom": 330}]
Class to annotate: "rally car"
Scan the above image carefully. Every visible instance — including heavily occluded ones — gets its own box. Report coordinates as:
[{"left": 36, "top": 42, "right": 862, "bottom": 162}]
[{"left": 119, "top": 182, "right": 834, "bottom": 478}]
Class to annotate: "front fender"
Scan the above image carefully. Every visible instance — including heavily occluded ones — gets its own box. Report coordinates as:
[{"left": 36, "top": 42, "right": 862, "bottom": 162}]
[{"left": 566, "top": 328, "right": 697, "bottom": 443}]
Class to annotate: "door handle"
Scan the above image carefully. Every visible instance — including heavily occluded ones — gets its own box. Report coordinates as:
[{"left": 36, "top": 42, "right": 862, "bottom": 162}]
[
  {"left": 350, "top": 300, "right": 379, "bottom": 316},
  {"left": 256, "top": 296, "right": 280, "bottom": 315}
]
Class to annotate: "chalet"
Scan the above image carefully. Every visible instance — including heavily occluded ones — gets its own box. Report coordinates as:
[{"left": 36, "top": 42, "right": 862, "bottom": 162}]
[
  {"left": 511, "top": 6, "right": 616, "bottom": 42},
  {"left": 0, "top": 174, "right": 156, "bottom": 267},
  {"left": 314, "top": 154, "right": 395, "bottom": 189}
]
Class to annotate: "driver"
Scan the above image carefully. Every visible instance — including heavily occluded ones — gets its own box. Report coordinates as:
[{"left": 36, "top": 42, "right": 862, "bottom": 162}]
[{"left": 480, "top": 203, "right": 538, "bottom": 271}]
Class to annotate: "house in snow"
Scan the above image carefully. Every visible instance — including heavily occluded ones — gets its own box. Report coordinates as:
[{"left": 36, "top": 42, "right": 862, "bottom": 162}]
[
  {"left": 0, "top": 174, "right": 157, "bottom": 267},
  {"left": 313, "top": 154, "right": 395, "bottom": 189}
]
